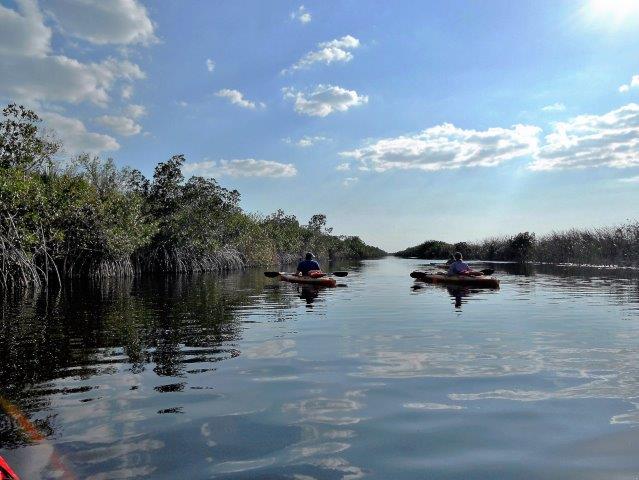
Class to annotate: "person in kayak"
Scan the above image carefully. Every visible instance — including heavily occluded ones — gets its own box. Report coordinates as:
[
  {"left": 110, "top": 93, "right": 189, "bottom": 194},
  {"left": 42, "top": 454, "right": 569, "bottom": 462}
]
[
  {"left": 296, "top": 252, "right": 321, "bottom": 276},
  {"left": 447, "top": 252, "right": 483, "bottom": 276}
]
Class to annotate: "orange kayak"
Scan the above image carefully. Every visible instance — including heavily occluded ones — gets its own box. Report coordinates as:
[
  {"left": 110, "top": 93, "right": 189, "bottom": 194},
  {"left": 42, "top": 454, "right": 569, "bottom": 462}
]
[
  {"left": 279, "top": 273, "right": 337, "bottom": 287},
  {"left": 411, "top": 271, "right": 500, "bottom": 288}
]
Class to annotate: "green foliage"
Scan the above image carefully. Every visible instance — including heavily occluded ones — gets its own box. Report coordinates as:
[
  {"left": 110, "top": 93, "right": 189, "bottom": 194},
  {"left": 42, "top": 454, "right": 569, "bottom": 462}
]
[
  {"left": 506, "top": 232, "right": 535, "bottom": 262},
  {"left": 0, "top": 103, "right": 386, "bottom": 287},
  {"left": 336, "top": 235, "right": 386, "bottom": 259},
  {"left": 395, "top": 240, "right": 453, "bottom": 259},
  {"left": 0, "top": 103, "right": 59, "bottom": 171},
  {"left": 262, "top": 209, "right": 302, "bottom": 255}
]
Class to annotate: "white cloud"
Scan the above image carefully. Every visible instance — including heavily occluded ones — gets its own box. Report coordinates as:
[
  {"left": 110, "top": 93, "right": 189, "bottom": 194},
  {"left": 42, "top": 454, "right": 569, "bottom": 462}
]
[
  {"left": 95, "top": 115, "right": 142, "bottom": 136},
  {"left": 336, "top": 162, "right": 351, "bottom": 171},
  {"left": 618, "top": 75, "right": 639, "bottom": 93},
  {"left": 619, "top": 175, "right": 639, "bottom": 183},
  {"left": 104, "top": 58, "right": 145, "bottom": 80},
  {"left": 121, "top": 84, "right": 134, "bottom": 100},
  {"left": 46, "top": 0, "right": 157, "bottom": 45},
  {"left": 342, "top": 177, "right": 358, "bottom": 187},
  {"left": 283, "top": 84, "right": 368, "bottom": 117},
  {"left": 541, "top": 102, "right": 566, "bottom": 112},
  {"left": 290, "top": 5, "right": 311, "bottom": 24},
  {"left": 183, "top": 159, "right": 297, "bottom": 178},
  {"left": 176, "top": 100, "right": 188, "bottom": 107},
  {"left": 342, "top": 103, "right": 639, "bottom": 173},
  {"left": 216, "top": 89, "right": 264, "bottom": 109},
  {"left": 283, "top": 35, "right": 360, "bottom": 73},
  {"left": 42, "top": 111, "right": 119, "bottom": 155},
  {"left": 284, "top": 135, "right": 329, "bottom": 147},
  {"left": 0, "top": 55, "right": 144, "bottom": 106},
  {"left": 0, "top": 0, "right": 51, "bottom": 56},
  {"left": 531, "top": 103, "right": 639, "bottom": 170},
  {"left": 0, "top": 0, "right": 146, "bottom": 107},
  {"left": 124, "top": 104, "right": 146, "bottom": 118},
  {"left": 206, "top": 58, "right": 215, "bottom": 72},
  {"left": 341, "top": 123, "right": 540, "bottom": 172}
]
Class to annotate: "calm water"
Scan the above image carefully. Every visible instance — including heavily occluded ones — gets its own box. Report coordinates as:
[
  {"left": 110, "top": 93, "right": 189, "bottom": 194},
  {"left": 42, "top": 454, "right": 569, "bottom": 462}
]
[{"left": 2, "top": 257, "right": 639, "bottom": 479}]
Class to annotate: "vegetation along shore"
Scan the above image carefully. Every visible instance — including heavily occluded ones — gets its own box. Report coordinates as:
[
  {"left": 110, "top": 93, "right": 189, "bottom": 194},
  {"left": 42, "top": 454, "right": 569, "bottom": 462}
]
[
  {"left": 396, "top": 227, "right": 639, "bottom": 266},
  {"left": 0, "top": 104, "right": 385, "bottom": 289}
]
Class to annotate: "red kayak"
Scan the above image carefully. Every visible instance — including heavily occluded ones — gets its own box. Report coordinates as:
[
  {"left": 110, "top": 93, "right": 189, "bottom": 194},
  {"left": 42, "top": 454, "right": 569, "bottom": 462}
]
[
  {"left": 411, "top": 271, "right": 500, "bottom": 288},
  {"left": 279, "top": 272, "right": 337, "bottom": 287},
  {"left": 0, "top": 457, "right": 19, "bottom": 480}
]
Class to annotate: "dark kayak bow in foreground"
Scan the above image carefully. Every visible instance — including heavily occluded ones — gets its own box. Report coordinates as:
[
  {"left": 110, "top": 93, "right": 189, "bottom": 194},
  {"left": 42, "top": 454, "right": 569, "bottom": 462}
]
[
  {"left": 411, "top": 270, "right": 499, "bottom": 288},
  {"left": 264, "top": 271, "right": 348, "bottom": 288}
]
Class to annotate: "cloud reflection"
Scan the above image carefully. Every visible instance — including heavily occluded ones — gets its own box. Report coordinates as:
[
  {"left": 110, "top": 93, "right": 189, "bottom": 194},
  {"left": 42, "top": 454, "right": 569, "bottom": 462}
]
[
  {"left": 354, "top": 329, "right": 639, "bottom": 424},
  {"left": 245, "top": 339, "right": 297, "bottom": 359}
]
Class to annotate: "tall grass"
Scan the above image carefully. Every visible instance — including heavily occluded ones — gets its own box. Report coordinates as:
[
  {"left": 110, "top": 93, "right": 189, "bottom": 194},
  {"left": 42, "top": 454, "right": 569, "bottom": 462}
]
[
  {"left": 397, "top": 223, "right": 639, "bottom": 266},
  {"left": 532, "top": 223, "right": 639, "bottom": 265}
]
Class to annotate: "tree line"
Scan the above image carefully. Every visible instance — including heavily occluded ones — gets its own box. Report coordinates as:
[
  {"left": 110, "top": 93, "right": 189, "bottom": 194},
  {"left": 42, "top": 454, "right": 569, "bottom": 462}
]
[
  {"left": 395, "top": 226, "right": 639, "bottom": 266},
  {"left": 0, "top": 104, "right": 385, "bottom": 289}
]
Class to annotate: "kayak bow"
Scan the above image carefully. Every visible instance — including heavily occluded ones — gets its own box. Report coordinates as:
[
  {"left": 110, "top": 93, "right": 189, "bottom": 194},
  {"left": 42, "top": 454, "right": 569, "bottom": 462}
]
[{"left": 0, "top": 456, "right": 19, "bottom": 480}]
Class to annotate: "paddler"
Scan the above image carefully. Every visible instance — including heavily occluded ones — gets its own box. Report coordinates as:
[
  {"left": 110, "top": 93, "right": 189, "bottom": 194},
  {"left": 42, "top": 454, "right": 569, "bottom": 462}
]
[
  {"left": 447, "top": 252, "right": 483, "bottom": 276},
  {"left": 296, "top": 252, "right": 321, "bottom": 276}
]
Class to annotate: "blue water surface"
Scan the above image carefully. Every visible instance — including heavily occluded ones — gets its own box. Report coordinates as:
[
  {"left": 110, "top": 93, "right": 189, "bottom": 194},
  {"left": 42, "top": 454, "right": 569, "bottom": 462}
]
[{"left": 2, "top": 257, "right": 639, "bottom": 479}]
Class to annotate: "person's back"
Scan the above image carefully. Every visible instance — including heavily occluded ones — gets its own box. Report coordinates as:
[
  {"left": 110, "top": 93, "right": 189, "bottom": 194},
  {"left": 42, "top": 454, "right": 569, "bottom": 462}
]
[
  {"left": 447, "top": 252, "right": 470, "bottom": 275},
  {"left": 448, "top": 259, "right": 470, "bottom": 275},
  {"left": 297, "top": 253, "right": 320, "bottom": 275}
]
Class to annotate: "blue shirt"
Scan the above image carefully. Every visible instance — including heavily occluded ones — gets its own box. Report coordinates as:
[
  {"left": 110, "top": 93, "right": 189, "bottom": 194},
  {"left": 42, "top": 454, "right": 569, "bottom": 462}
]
[
  {"left": 448, "top": 260, "right": 470, "bottom": 275},
  {"left": 297, "top": 259, "right": 320, "bottom": 275}
]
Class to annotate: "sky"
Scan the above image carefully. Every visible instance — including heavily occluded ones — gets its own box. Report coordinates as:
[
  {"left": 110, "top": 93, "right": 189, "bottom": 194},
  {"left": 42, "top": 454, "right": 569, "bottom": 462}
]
[{"left": 1, "top": 0, "right": 639, "bottom": 252}]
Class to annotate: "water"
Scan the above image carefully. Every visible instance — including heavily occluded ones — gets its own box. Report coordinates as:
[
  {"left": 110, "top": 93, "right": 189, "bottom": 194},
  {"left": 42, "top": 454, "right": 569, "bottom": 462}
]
[{"left": 2, "top": 257, "right": 639, "bottom": 479}]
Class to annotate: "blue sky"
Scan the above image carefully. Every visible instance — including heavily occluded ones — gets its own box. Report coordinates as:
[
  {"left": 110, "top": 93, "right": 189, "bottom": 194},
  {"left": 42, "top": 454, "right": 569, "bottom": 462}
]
[{"left": 1, "top": 0, "right": 639, "bottom": 251}]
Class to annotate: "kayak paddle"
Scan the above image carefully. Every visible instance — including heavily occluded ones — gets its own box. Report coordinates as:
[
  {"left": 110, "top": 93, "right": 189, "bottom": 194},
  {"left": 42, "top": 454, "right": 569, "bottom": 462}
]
[{"left": 264, "top": 271, "right": 348, "bottom": 278}]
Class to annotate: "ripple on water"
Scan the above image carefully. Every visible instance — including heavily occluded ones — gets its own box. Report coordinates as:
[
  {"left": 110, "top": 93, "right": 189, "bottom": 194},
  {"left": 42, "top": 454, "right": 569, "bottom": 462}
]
[{"left": 3, "top": 259, "right": 639, "bottom": 479}]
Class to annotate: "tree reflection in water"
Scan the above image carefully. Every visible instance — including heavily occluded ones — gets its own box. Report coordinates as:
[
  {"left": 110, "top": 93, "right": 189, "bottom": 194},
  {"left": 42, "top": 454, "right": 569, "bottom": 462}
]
[{"left": 0, "top": 270, "right": 288, "bottom": 450}]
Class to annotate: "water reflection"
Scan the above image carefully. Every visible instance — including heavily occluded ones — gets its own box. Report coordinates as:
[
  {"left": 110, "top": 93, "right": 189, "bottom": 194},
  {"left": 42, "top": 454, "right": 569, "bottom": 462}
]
[
  {"left": 2, "top": 258, "right": 639, "bottom": 479},
  {"left": 411, "top": 282, "right": 488, "bottom": 310},
  {"left": 446, "top": 286, "right": 481, "bottom": 310},
  {"left": 299, "top": 285, "right": 320, "bottom": 307},
  {"left": 0, "top": 264, "right": 358, "bottom": 479}
]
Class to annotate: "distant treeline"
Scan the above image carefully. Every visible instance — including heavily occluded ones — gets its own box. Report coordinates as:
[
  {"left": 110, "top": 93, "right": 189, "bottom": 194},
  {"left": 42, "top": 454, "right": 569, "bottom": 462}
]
[
  {"left": 395, "top": 226, "right": 639, "bottom": 266},
  {"left": 0, "top": 104, "right": 385, "bottom": 288}
]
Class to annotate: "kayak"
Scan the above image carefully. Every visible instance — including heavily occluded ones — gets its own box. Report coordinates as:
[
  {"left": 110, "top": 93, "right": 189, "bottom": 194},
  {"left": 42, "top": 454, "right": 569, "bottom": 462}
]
[
  {"left": 411, "top": 271, "right": 500, "bottom": 288},
  {"left": 0, "top": 456, "right": 19, "bottom": 480},
  {"left": 279, "top": 273, "right": 337, "bottom": 287}
]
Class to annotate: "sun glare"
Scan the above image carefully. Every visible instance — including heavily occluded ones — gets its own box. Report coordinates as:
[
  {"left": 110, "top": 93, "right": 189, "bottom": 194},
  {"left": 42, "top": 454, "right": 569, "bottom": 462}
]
[{"left": 587, "top": 0, "right": 639, "bottom": 25}]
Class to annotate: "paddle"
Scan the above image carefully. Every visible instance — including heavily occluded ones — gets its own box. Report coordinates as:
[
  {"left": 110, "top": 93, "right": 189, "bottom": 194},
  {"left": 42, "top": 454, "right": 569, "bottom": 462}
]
[{"left": 264, "top": 271, "right": 348, "bottom": 278}]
